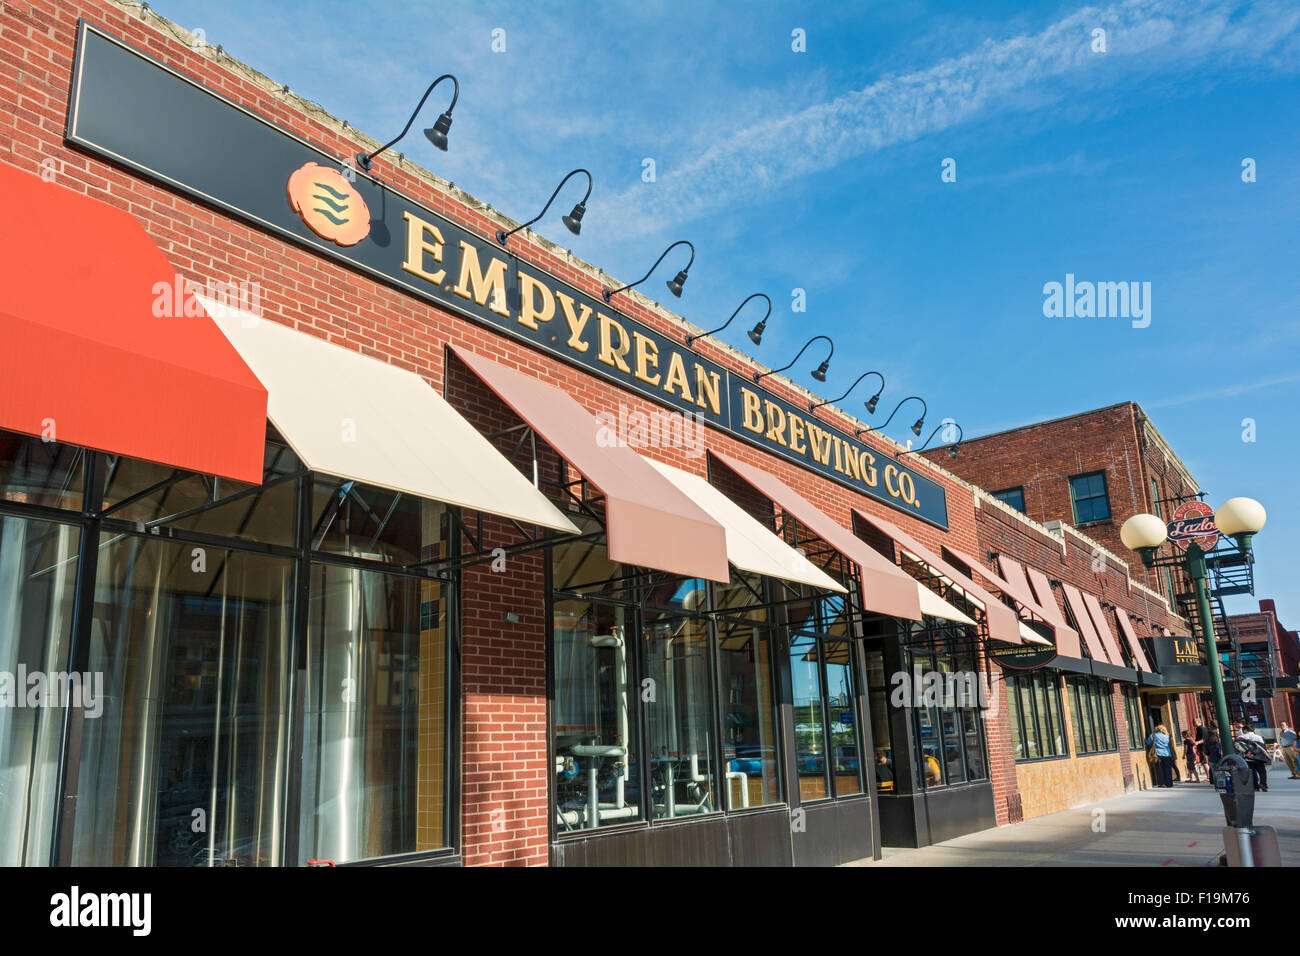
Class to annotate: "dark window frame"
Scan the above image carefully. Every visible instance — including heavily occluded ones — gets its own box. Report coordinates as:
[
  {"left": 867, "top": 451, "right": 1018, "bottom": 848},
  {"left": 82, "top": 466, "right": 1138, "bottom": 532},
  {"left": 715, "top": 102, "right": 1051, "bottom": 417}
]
[
  {"left": 1069, "top": 470, "right": 1112, "bottom": 525},
  {"left": 991, "top": 486, "right": 1026, "bottom": 514}
]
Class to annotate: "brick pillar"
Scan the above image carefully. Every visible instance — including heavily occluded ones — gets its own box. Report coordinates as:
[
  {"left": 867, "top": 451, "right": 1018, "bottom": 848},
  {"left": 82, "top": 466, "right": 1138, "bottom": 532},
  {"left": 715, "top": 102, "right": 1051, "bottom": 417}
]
[
  {"left": 460, "top": 540, "right": 549, "bottom": 866},
  {"left": 984, "top": 655, "right": 1022, "bottom": 824}
]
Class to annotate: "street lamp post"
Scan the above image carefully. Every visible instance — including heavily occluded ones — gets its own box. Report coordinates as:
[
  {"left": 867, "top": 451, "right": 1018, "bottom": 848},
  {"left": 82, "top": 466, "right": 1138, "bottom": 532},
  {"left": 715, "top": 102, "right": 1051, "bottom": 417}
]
[{"left": 1119, "top": 498, "right": 1267, "bottom": 763}]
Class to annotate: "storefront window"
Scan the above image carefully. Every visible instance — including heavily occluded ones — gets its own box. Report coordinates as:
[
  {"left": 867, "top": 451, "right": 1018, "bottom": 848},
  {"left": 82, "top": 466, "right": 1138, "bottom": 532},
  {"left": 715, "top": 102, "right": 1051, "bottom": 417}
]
[
  {"left": 0, "top": 434, "right": 83, "bottom": 512},
  {"left": 299, "top": 563, "right": 444, "bottom": 863},
  {"left": 1068, "top": 676, "right": 1117, "bottom": 754},
  {"left": 790, "top": 632, "right": 829, "bottom": 801},
  {"left": 72, "top": 535, "right": 295, "bottom": 866},
  {"left": 824, "top": 639, "right": 861, "bottom": 796},
  {"left": 714, "top": 576, "right": 782, "bottom": 809},
  {"left": 0, "top": 515, "right": 79, "bottom": 865},
  {"left": 1123, "top": 685, "right": 1144, "bottom": 749},
  {"left": 865, "top": 648, "right": 894, "bottom": 792},
  {"left": 904, "top": 623, "right": 988, "bottom": 787},
  {"left": 553, "top": 598, "right": 640, "bottom": 831},
  {"left": 645, "top": 581, "right": 717, "bottom": 820},
  {"left": 1007, "top": 671, "right": 1065, "bottom": 761}
]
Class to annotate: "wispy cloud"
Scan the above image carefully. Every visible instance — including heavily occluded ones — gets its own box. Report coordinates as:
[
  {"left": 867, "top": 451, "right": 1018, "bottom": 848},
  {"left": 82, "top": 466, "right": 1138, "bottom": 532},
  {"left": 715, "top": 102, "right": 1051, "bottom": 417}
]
[
  {"left": 602, "top": 0, "right": 1300, "bottom": 236},
  {"left": 1146, "top": 371, "right": 1300, "bottom": 409}
]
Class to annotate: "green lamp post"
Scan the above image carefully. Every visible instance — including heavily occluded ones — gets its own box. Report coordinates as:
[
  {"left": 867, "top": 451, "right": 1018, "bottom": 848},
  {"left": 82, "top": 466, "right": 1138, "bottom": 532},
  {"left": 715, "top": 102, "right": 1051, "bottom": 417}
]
[{"left": 1119, "top": 497, "right": 1267, "bottom": 755}]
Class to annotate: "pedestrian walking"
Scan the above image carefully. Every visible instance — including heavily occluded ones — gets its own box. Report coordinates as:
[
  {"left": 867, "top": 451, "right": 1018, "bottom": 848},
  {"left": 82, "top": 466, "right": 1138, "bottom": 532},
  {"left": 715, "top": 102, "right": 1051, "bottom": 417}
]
[
  {"left": 1181, "top": 731, "right": 1200, "bottom": 782},
  {"left": 1194, "top": 724, "right": 1210, "bottom": 779},
  {"left": 1147, "top": 724, "right": 1175, "bottom": 788},
  {"left": 1278, "top": 722, "right": 1299, "bottom": 779},
  {"left": 1204, "top": 726, "right": 1222, "bottom": 780}
]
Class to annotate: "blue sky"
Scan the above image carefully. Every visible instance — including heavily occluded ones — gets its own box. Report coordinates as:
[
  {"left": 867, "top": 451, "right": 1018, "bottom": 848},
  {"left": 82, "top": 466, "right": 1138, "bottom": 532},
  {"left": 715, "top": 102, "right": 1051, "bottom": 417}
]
[{"left": 153, "top": 0, "right": 1300, "bottom": 623}]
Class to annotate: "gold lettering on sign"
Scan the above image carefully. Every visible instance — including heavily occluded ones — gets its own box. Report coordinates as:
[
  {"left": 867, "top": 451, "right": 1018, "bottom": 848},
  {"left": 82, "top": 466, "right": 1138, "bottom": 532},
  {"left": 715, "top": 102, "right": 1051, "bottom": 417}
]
[
  {"left": 694, "top": 366, "right": 722, "bottom": 415},
  {"left": 741, "top": 389, "right": 763, "bottom": 434},
  {"left": 787, "top": 412, "right": 808, "bottom": 455},
  {"left": 400, "top": 211, "right": 446, "bottom": 284},
  {"left": 516, "top": 271, "right": 555, "bottom": 330},
  {"left": 832, "top": 436, "right": 845, "bottom": 473},
  {"left": 860, "top": 449, "right": 878, "bottom": 487},
  {"left": 597, "top": 313, "right": 632, "bottom": 373},
  {"left": 763, "top": 401, "right": 787, "bottom": 447},
  {"left": 842, "top": 440, "right": 862, "bottom": 481},
  {"left": 556, "top": 292, "right": 592, "bottom": 352},
  {"left": 633, "top": 331, "right": 661, "bottom": 386},
  {"left": 662, "top": 351, "right": 694, "bottom": 403},
  {"left": 898, "top": 470, "right": 918, "bottom": 506},
  {"left": 884, "top": 464, "right": 902, "bottom": 499},
  {"left": 806, "top": 423, "right": 832, "bottom": 465},
  {"left": 453, "top": 241, "right": 510, "bottom": 317}
]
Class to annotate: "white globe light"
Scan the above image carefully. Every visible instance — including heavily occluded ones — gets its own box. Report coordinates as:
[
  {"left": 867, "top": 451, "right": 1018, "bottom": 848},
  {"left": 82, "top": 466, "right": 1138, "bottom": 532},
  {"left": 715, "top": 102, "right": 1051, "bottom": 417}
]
[
  {"left": 1215, "top": 497, "right": 1266, "bottom": 537},
  {"left": 1120, "top": 513, "right": 1168, "bottom": 551}
]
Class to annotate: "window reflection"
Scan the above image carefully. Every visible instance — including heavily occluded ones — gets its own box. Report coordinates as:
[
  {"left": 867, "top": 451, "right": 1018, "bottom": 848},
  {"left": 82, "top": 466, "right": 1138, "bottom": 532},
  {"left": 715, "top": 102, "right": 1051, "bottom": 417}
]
[
  {"left": 790, "top": 633, "right": 828, "bottom": 801},
  {"left": 553, "top": 599, "right": 639, "bottom": 830}
]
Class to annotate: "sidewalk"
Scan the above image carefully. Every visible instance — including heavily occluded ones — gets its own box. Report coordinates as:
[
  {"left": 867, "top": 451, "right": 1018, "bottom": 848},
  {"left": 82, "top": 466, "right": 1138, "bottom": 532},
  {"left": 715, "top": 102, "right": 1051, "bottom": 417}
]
[{"left": 848, "top": 768, "right": 1300, "bottom": 866}]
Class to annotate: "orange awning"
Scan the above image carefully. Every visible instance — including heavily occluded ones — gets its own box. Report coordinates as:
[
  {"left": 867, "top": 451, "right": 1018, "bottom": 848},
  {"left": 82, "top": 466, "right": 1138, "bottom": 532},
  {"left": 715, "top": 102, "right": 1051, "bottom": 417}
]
[
  {"left": 851, "top": 509, "right": 1021, "bottom": 645},
  {"left": 451, "top": 347, "right": 729, "bottom": 582},
  {"left": 0, "top": 163, "right": 267, "bottom": 482},
  {"left": 708, "top": 451, "right": 922, "bottom": 621}
]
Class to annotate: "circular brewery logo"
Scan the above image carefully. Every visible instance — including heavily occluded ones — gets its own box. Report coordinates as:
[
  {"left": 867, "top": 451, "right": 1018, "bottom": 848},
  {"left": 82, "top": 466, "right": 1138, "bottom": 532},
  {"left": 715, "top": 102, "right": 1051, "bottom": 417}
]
[
  {"left": 1167, "top": 500, "right": 1219, "bottom": 552},
  {"left": 286, "top": 162, "right": 371, "bottom": 247}
]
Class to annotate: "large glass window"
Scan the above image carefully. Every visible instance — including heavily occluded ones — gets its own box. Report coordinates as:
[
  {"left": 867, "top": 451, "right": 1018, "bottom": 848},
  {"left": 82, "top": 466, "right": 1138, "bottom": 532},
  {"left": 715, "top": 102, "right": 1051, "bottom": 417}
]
[
  {"left": 1007, "top": 671, "right": 1065, "bottom": 761},
  {"left": 552, "top": 598, "right": 639, "bottom": 831},
  {"left": 1069, "top": 471, "right": 1111, "bottom": 524},
  {"left": 1068, "top": 676, "right": 1117, "bottom": 754},
  {"left": 0, "top": 424, "right": 459, "bottom": 867},
  {"left": 902, "top": 624, "right": 988, "bottom": 788},
  {"left": 299, "top": 563, "right": 446, "bottom": 863},
  {"left": 714, "top": 576, "right": 782, "bottom": 809},
  {"left": 645, "top": 580, "right": 718, "bottom": 821},
  {"left": 0, "top": 515, "right": 79, "bottom": 866},
  {"left": 1123, "top": 684, "right": 1145, "bottom": 749},
  {"left": 72, "top": 536, "right": 295, "bottom": 867}
]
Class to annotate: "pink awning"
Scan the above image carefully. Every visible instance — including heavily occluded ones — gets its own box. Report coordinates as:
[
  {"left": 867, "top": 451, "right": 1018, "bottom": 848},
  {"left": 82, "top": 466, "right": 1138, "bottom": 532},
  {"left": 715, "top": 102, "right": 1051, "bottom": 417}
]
[
  {"left": 708, "top": 452, "right": 922, "bottom": 621},
  {"left": 1082, "top": 592, "right": 1130, "bottom": 667},
  {"left": 451, "top": 348, "right": 729, "bottom": 582},
  {"left": 994, "top": 557, "right": 1082, "bottom": 656},
  {"left": 1061, "top": 583, "right": 1110, "bottom": 663},
  {"left": 1115, "top": 609, "right": 1154, "bottom": 672},
  {"left": 1024, "top": 566, "right": 1083, "bottom": 658},
  {"left": 851, "top": 509, "right": 1021, "bottom": 645}
]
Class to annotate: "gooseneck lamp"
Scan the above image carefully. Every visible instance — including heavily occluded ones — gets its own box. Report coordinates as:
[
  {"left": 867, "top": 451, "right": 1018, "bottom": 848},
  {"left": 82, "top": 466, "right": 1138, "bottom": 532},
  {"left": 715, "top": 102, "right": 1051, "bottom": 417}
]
[
  {"left": 496, "top": 169, "right": 593, "bottom": 246},
  {"left": 686, "top": 293, "right": 771, "bottom": 347},
  {"left": 809, "top": 370, "right": 885, "bottom": 414},
  {"left": 856, "top": 395, "right": 926, "bottom": 438},
  {"left": 602, "top": 240, "right": 695, "bottom": 303},
  {"left": 754, "top": 335, "right": 834, "bottom": 384},
  {"left": 356, "top": 74, "right": 459, "bottom": 170},
  {"left": 897, "top": 421, "right": 963, "bottom": 460}
]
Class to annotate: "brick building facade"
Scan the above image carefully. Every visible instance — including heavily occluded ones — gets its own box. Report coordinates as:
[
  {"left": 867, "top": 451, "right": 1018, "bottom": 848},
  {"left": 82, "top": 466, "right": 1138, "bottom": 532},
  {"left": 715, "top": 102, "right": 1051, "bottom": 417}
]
[{"left": 0, "top": 0, "right": 1215, "bottom": 867}]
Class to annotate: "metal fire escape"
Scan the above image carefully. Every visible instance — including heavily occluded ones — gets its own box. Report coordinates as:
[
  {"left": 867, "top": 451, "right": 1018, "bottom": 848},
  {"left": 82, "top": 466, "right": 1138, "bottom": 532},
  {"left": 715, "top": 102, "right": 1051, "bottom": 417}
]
[{"left": 1174, "top": 538, "right": 1269, "bottom": 702}]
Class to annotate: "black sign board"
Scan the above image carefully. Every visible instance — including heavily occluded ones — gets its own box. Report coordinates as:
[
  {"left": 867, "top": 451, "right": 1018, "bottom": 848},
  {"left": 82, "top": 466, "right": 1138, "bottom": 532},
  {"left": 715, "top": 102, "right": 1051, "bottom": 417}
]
[
  {"left": 65, "top": 21, "right": 950, "bottom": 529},
  {"left": 988, "top": 620, "right": 1057, "bottom": 670}
]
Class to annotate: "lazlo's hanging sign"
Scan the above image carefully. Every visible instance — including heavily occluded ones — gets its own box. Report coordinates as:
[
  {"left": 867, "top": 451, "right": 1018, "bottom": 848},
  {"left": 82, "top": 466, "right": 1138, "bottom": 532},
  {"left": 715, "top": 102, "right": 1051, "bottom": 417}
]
[{"left": 66, "top": 21, "right": 949, "bottom": 528}]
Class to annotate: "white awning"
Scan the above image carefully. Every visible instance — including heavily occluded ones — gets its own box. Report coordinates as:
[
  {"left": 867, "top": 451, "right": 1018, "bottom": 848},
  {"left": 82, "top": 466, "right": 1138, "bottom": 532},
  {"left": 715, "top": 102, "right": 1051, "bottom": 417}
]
[
  {"left": 1019, "top": 622, "right": 1054, "bottom": 646},
  {"left": 917, "top": 584, "right": 978, "bottom": 625},
  {"left": 646, "top": 460, "right": 845, "bottom": 592},
  {"left": 201, "top": 296, "right": 578, "bottom": 533}
]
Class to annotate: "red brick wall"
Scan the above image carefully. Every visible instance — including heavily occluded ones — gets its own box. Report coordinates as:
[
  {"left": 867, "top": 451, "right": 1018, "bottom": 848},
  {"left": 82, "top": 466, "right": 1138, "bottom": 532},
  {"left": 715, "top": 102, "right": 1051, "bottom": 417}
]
[{"left": 0, "top": 0, "right": 1203, "bottom": 857}]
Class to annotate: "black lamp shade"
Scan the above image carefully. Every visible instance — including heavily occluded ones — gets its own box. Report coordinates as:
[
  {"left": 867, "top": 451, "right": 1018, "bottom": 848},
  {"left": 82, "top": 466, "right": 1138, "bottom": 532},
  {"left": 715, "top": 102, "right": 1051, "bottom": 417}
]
[
  {"left": 747, "top": 320, "right": 766, "bottom": 346},
  {"left": 948, "top": 444, "right": 959, "bottom": 459},
  {"left": 865, "top": 393, "right": 880, "bottom": 415},
  {"left": 911, "top": 417, "right": 925, "bottom": 436},
  {"left": 424, "top": 111, "right": 453, "bottom": 151},
  {"left": 666, "top": 269, "right": 689, "bottom": 298},
  {"left": 812, "top": 360, "right": 829, "bottom": 383},
  {"left": 562, "top": 202, "right": 586, "bottom": 235}
]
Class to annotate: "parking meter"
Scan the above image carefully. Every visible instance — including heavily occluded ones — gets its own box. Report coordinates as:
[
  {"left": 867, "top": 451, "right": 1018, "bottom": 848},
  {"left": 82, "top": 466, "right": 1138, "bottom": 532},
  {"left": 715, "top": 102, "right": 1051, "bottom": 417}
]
[{"left": 1214, "top": 754, "right": 1254, "bottom": 828}]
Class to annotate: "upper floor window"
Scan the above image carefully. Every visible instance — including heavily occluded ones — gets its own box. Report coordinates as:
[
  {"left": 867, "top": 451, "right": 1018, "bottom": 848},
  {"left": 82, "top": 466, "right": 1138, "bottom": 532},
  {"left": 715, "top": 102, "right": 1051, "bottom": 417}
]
[
  {"left": 992, "top": 486, "right": 1026, "bottom": 514},
  {"left": 1069, "top": 471, "right": 1111, "bottom": 524}
]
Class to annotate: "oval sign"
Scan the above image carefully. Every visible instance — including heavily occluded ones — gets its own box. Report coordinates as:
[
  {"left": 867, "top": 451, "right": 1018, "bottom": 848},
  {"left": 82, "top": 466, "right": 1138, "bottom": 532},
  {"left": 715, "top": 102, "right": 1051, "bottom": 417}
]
[
  {"left": 1167, "top": 501, "right": 1219, "bottom": 552},
  {"left": 287, "top": 162, "right": 371, "bottom": 246}
]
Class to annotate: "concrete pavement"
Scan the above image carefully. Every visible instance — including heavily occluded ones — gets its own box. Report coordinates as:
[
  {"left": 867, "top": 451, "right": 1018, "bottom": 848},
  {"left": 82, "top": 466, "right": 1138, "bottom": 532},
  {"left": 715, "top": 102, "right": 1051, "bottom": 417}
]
[{"left": 848, "top": 766, "right": 1300, "bottom": 866}]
